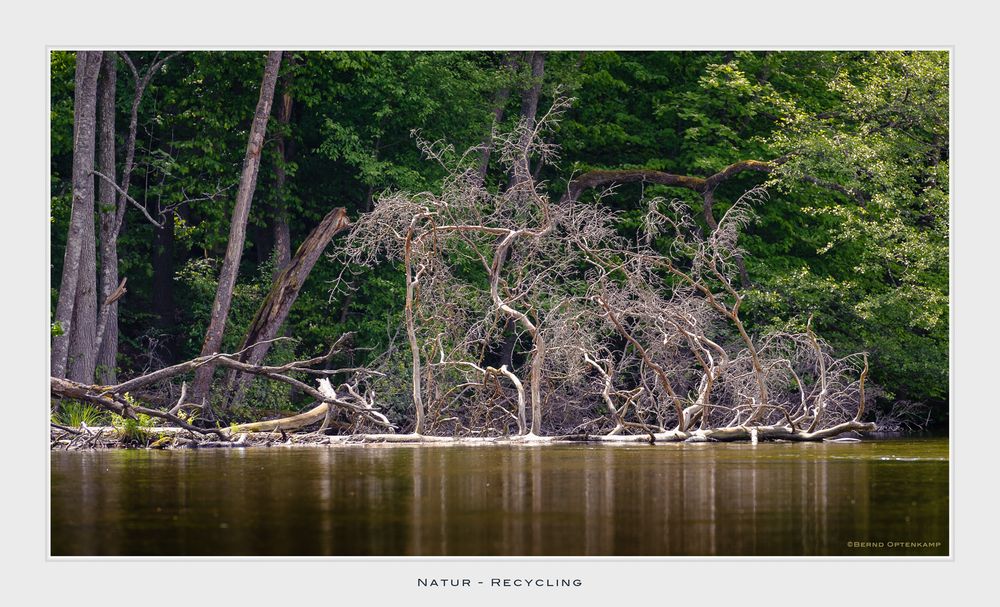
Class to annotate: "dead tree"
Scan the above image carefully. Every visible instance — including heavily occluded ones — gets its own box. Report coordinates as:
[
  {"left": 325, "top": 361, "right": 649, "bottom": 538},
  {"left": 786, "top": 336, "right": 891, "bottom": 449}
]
[
  {"left": 341, "top": 98, "right": 573, "bottom": 436},
  {"left": 566, "top": 188, "right": 876, "bottom": 442},
  {"left": 339, "top": 93, "right": 875, "bottom": 442},
  {"left": 562, "top": 155, "right": 869, "bottom": 289},
  {"left": 223, "top": 207, "right": 351, "bottom": 408}
]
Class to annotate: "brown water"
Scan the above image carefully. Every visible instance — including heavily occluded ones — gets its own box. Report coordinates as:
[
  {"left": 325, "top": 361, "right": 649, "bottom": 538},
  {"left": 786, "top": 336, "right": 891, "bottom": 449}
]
[{"left": 50, "top": 438, "right": 948, "bottom": 556}]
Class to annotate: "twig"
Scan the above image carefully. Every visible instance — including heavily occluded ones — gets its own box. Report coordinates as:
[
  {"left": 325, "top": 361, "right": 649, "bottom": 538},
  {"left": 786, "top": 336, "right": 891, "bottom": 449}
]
[{"left": 92, "top": 170, "right": 163, "bottom": 228}]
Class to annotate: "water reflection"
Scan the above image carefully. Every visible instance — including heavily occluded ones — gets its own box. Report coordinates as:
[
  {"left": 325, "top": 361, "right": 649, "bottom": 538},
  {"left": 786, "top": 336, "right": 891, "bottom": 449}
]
[{"left": 51, "top": 440, "right": 948, "bottom": 556}]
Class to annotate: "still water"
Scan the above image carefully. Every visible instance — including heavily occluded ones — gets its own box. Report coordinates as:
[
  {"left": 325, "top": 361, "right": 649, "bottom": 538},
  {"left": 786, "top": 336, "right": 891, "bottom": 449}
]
[{"left": 50, "top": 438, "right": 948, "bottom": 556}]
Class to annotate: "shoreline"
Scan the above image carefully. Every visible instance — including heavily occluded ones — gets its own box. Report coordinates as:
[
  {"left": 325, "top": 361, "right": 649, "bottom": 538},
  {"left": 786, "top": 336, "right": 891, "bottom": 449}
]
[{"left": 49, "top": 424, "right": 885, "bottom": 451}]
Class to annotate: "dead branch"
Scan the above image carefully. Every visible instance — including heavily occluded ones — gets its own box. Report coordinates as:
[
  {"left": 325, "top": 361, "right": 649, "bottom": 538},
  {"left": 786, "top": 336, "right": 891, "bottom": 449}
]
[{"left": 50, "top": 340, "right": 395, "bottom": 438}]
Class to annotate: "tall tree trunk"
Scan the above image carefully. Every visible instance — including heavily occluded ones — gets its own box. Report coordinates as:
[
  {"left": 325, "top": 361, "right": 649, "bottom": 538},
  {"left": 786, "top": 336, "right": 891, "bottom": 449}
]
[
  {"left": 52, "top": 51, "right": 102, "bottom": 380},
  {"left": 92, "top": 52, "right": 179, "bottom": 380},
  {"left": 497, "top": 51, "right": 546, "bottom": 375},
  {"left": 67, "top": 186, "right": 98, "bottom": 384},
  {"left": 272, "top": 64, "right": 294, "bottom": 274},
  {"left": 95, "top": 53, "right": 119, "bottom": 384},
  {"left": 190, "top": 51, "right": 283, "bottom": 407},
  {"left": 224, "top": 207, "right": 351, "bottom": 408},
  {"left": 151, "top": 202, "right": 176, "bottom": 364}
]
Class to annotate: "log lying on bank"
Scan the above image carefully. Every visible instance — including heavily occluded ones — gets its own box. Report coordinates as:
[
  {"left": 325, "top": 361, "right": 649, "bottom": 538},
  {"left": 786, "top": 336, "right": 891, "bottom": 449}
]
[
  {"left": 50, "top": 338, "right": 395, "bottom": 442},
  {"left": 553, "top": 419, "right": 876, "bottom": 443},
  {"left": 315, "top": 420, "right": 875, "bottom": 444},
  {"left": 50, "top": 421, "right": 877, "bottom": 450},
  {"left": 51, "top": 376, "right": 227, "bottom": 438}
]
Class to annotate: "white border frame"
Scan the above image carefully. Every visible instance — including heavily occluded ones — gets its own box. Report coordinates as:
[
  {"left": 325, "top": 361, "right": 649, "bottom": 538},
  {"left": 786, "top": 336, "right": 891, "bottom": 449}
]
[{"left": 6, "top": 1, "right": 992, "bottom": 605}]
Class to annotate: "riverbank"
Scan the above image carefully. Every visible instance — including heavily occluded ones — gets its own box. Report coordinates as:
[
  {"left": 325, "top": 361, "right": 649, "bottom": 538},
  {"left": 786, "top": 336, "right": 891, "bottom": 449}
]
[{"left": 49, "top": 423, "right": 875, "bottom": 451}]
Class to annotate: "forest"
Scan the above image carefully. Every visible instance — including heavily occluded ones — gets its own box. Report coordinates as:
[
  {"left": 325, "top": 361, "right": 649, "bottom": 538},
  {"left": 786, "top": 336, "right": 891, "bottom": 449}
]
[{"left": 49, "top": 50, "right": 949, "bottom": 445}]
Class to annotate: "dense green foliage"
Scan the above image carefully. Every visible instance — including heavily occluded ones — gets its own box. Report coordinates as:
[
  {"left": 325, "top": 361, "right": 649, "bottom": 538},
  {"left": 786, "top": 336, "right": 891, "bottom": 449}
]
[{"left": 50, "top": 50, "right": 949, "bottom": 424}]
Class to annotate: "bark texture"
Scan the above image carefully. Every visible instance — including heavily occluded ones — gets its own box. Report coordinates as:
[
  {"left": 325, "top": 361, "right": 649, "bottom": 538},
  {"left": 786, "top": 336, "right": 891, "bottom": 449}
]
[
  {"left": 223, "top": 207, "right": 351, "bottom": 408},
  {"left": 95, "top": 53, "right": 119, "bottom": 383},
  {"left": 66, "top": 201, "right": 98, "bottom": 383},
  {"left": 190, "top": 51, "right": 283, "bottom": 406},
  {"left": 52, "top": 51, "right": 103, "bottom": 380}
]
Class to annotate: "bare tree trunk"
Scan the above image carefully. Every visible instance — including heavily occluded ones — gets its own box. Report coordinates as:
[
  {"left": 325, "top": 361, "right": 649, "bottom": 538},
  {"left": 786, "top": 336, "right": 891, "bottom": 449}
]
[
  {"left": 190, "top": 51, "right": 283, "bottom": 407},
  {"left": 68, "top": 52, "right": 107, "bottom": 381},
  {"left": 223, "top": 207, "right": 351, "bottom": 408},
  {"left": 404, "top": 222, "right": 426, "bottom": 434},
  {"left": 528, "top": 333, "right": 546, "bottom": 436},
  {"left": 490, "top": 232, "right": 549, "bottom": 435},
  {"left": 95, "top": 53, "right": 118, "bottom": 384},
  {"left": 52, "top": 51, "right": 102, "bottom": 380}
]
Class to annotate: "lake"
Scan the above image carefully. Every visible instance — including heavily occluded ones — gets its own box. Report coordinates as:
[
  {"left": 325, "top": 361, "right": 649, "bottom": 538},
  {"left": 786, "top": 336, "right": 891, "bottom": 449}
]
[{"left": 50, "top": 437, "right": 948, "bottom": 556}]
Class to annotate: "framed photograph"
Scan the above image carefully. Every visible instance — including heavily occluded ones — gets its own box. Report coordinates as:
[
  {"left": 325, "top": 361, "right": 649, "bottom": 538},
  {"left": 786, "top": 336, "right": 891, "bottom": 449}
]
[{"left": 9, "top": 1, "right": 991, "bottom": 604}]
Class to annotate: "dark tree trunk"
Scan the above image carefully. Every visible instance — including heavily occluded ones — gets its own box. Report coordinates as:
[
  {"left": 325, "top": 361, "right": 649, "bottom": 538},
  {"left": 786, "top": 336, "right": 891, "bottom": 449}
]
[
  {"left": 190, "top": 51, "right": 283, "bottom": 407},
  {"left": 151, "top": 204, "right": 176, "bottom": 363},
  {"left": 224, "top": 208, "right": 351, "bottom": 408},
  {"left": 272, "top": 65, "right": 294, "bottom": 274},
  {"left": 476, "top": 52, "right": 521, "bottom": 183},
  {"left": 95, "top": 53, "right": 119, "bottom": 384},
  {"left": 252, "top": 221, "right": 272, "bottom": 265},
  {"left": 509, "top": 51, "right": 545, "bottom": 189},
  {"left": 499, "top": 318, "right": 517, "bottom": 368},
  {"left": 52, "top": 51, "right": 102, "bottom": 380}
]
